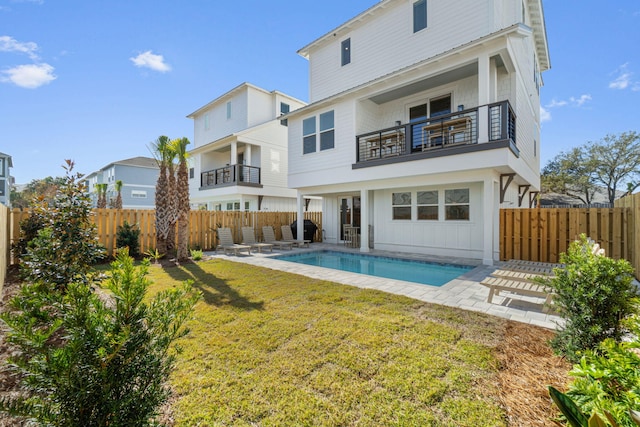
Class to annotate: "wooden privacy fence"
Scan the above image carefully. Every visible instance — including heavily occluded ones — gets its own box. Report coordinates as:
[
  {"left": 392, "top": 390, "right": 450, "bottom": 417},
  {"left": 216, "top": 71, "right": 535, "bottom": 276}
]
[
  {"left": 500, "top": 207, "right": 632, "bottom": 265},
  {"left": 7, "top": 209, "right": 322, "bottom": 264},
  {"left": 0, "top": 204, "right": 8, "bottom": 296},
  {"left": 615, "top": 193, "right": 640, "bottom": 279}
]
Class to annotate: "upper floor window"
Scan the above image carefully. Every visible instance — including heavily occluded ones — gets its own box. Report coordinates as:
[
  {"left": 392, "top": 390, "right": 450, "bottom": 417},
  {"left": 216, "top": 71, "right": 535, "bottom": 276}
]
[
  {"left": 189, "top": 167, "right": 194, "bottom": 179},
  {"left": 280, "top": 102, "right": 290, "bottom": 126},
  {"left": 131, "top": 190, "right": 147, "bottom": 199},
  {"left": 0, "top": 158, "right": 4, "bottom": 177},
  {"left": 0, "top": 179, "right": 5, "bottom": 197},
  {"left": 413, "top": 0, "right": 427, "bottom": 33},
  {"left": 319, "top": 111, "right": 335, "bottom": 150},
  {"left": 341, "top": 38, "right": 351, "bottom": 66},
  {"left": 303, "top": 117, "right": 317, "bottom": 154},
  {"left": 302, "top": 110, "right": 335, "bottom": 154},
  {"left": 204, "top": 113, "right": 210, "bottom": 130},
  {"left": 226, "top": 101, "right": 232, "bottom": 119}
]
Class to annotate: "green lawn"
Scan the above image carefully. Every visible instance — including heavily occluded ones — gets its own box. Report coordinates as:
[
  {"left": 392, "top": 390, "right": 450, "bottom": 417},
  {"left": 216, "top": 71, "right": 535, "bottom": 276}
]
[{"left": 146, "top": 259, "right": 509, "bottom": 426}]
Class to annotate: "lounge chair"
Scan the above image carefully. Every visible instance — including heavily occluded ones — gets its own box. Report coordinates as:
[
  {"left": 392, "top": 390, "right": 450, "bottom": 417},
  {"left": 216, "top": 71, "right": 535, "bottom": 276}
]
[
  {"left": 261, "top": 226, "right": 294, "bottom": 250},
  {"left": 216, "top": 227, "right": 251, "bottom": 256},
  {"left": 241, "top": 227, "right": 274, "bottom": 253},
  {"left": 480, "top": 276, "right": 554, "bottom": 313},
  {"left": 280, "top": 225, "right": 310, "bottom": 248}
]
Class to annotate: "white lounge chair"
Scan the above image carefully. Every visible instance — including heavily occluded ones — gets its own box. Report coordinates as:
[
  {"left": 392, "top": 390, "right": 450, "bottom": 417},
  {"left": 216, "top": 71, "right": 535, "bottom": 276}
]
[
  {"left": 216, "top": 227, "right": 251, "bottom": 256},
  {"left": 261, "top": 226, "right": 294, "bottom": 250},
  {"left": 480, "top": 276, "right": 553, "bottom": 313},
  {"left": 241, "top": 227, "right": 274, "bottom": 253},
  {"left": 280, "top": 225, "right": 310, "bottom": 248}
]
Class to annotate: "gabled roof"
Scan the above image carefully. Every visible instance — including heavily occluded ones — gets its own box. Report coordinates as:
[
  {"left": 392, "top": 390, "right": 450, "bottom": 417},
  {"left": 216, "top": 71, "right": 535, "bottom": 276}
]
[
  {"left": 100, "top": 156, "right": 159, "bottom": 171},
  {"left": 0, "top": 152, "right": 13, "bottom": 168},
  {"left": 186, "top": 82, "right": 306, "bottom": 118},
  {"left": 297, "top": 0, "right": 550, "bottom": 71}
]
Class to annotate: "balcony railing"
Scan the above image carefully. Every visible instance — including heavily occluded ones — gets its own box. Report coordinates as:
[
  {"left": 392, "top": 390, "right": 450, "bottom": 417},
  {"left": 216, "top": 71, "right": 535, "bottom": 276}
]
[
  {"left": 200, "top": 164, "right": 261, "bottom": 189},
  {"left": 356, "top": 100, "right": 516, "bottom": 163}
]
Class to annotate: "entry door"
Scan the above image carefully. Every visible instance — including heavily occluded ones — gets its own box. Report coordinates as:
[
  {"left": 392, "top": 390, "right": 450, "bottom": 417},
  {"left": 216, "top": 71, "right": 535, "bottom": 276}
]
[{"left": 339, "top": 196, "right": 361, "bottom": 242}]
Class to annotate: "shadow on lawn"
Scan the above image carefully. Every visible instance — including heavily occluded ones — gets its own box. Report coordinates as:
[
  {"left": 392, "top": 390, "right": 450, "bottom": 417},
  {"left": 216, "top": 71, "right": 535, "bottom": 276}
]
[{"left": 163, "top": 261, "right": 264, "bottom": 311}]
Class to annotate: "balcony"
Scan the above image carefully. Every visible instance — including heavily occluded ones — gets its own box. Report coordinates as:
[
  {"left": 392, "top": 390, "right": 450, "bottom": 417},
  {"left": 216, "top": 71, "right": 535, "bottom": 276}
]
[
  {"left": 355, "top": 101, "right": 517, "bottom": 167},
  {"left": 200, "top": 164, "right": 262, "bottom": 189}
]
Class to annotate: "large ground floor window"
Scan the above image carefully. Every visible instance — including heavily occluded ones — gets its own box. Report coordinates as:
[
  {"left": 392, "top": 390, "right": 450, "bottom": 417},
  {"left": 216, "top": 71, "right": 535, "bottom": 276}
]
[{"left": 392, "top": 188, "right": 470, "bottom": 221}]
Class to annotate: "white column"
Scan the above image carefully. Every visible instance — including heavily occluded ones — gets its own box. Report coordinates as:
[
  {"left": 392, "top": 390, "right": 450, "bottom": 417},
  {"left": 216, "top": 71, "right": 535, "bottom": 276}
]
[
  {"left": 245, "top": 144, "right": 252, "bottom": 166},
  {"left": 360, "top": 189, "right": 370, "bottom": 253},
  {"left": 297, "top": 192, "right": 305, "bottom": 242},
  {"left": 478, "top": 54, "right": 490, "bottom": 144},
  {"left": 230, "top": 141, "right": 237, "bottom": 165},
  {"left": 482, "top": 177, "right": 495, "bottom": 265}
]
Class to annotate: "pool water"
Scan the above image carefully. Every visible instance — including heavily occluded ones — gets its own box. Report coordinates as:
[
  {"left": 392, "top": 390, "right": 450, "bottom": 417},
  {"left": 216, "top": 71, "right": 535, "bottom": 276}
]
[{"left": 274, "top": 250, "right": 473, "bottom": 287}]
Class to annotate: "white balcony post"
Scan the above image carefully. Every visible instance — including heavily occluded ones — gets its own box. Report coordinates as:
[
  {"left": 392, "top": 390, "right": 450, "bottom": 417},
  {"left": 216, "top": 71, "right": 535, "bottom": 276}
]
[
  {"left": 245, "top": 144, "right": 252, "bottom": 166},
  {"left": 360, "top": 189, "right": 370, "bottom": 253},
  {"left": 478, "top": 54, "right": 490, "bottom": 144},
  {"left": 482, "top": 177, "right": 496, "bottom": 266},
  {"left": 230, "top": 141, "right": 237, "bottom": 165}
]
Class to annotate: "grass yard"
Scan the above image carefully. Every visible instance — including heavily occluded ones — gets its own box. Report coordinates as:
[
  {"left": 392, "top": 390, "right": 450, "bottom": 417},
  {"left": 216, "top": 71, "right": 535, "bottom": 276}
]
[{"left": 144, "top": 258, "right": 554, "bottom": 427}]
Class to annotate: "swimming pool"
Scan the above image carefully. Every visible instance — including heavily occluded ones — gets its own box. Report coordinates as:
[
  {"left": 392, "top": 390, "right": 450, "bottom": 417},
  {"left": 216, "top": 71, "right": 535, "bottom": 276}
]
[{"left": 273, "top": 250, "right": 473, "bottom": 287}]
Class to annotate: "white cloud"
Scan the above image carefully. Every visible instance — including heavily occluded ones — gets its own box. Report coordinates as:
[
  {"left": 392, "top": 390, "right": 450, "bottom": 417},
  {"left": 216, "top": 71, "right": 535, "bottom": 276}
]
[
  {"left": 130, "top": 50, "right": 171, "bottom": 73},
  {"left": 0, "top": 63, "right": 56, "bottom": 88},
  {"left": 609, "top": 63, "right": 637, "bottom": 90},
  {"left": 570, "top": 94, "right": 592, "bottom": 107},
  {"left": 543, "top": 94, "right": 591, "bottom": 114},
  {"left": 540, "top": 106, "right": 551, "bottom": 123},
  {"left": 0, "top": 35, "right": 39, "bottom": 60},
  {"left": 546, "top": 99, "right": 567, "bottom": 108}
]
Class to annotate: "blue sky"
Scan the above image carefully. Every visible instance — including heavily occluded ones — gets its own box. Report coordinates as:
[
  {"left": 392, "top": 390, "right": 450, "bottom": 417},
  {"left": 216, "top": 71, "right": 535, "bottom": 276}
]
[{"left": 1, "top": 0, "right": 639, "bottom": 184}]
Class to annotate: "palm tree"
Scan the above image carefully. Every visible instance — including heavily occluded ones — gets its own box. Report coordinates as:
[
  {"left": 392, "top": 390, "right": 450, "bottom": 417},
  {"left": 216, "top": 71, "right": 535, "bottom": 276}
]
[
  {"left": 165, "top": 145, "right": 178, "bottom": 255},
  {"left": 172, "top": 137, "right": 191, "bottom": 261},
  {"left": 114, "top": 180, "right": 123, "bottom": 209},
  {"left": 150, "top": 135, "right": 172, "bottom": 256},
  {"left": 96, "top": 183, "right": 107, "bottom": 209}
]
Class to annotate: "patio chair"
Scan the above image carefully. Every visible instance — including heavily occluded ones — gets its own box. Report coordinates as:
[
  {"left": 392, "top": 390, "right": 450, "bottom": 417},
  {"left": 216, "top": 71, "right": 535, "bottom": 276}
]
[
  {"left": 280, "top": 225, "right": 310, "bottom": 248},
  {"left": 261, "top": 226, "right": 294, "bottom": 250},
  {"left": 241, "top": 227, "right": 274, "bottom": 253},
  {"left": 216, "top": 227, "right": 251, "bottom": 256}
]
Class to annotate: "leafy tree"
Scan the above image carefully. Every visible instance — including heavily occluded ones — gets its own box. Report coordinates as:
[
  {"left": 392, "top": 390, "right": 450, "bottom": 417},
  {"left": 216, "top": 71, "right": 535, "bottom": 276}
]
[
  {"left": 172, "top": 137, "right": 191, "bottom": 261},
  {"left": 21, "top": 160, "right": 105, "bottom": 289},
  {"left": 541, "top": 131, "right": 640, "bottom": 204},
  {"left": 0, "top": 249, "right": 200, "bottom": 426},
  {"left": 541, "top": 146, "right": 598, "bottom": 204},
  {"left": 589, "top": 131, "right": 640, "bottom": 203},
  {"left": 10, "top": 176, "right": 66, "bottom": 209}
]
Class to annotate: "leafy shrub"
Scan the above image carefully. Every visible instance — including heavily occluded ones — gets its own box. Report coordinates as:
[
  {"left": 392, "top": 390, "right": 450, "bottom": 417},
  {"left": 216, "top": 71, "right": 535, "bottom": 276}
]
[
  {"left": 0, "top": 249, "right": 201, "bottom": 426},
  {"left": 116, "top": 221, "right": 141, "bottom": 258},
  {"left": 11, "top": 208, "right": 47, "bottom": 262},
  {"left": 559, "top": 315, "right": 640, "bottom": 427},
  {"left": 190, "top": 248, "right": 203, "bottom": 261},
  {"left": 21, "top": 160, "right": 105, "bottom": 289},
  {"left": 537, "top": 234, "right": 638, "bottom": 362}
]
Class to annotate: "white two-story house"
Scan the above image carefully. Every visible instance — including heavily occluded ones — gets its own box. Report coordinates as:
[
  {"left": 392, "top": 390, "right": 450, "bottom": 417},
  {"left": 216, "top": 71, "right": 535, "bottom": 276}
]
[
  {"left": 0, "top": 152, "right": 13, "bottom": 207},
  {"left": 286, "top": 0, "right": 549, "bottom": 264},
  {"left": 187, "top": 83, "right": 321, "bottom": 212}
]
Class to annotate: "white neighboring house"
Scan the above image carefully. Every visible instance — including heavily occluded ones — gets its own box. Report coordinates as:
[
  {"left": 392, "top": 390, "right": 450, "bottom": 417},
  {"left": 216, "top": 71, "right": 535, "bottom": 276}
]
[
  {"left": 82, "top": 157, "right": 159, "bottom": 209},
  {"left": 0, "top": 152, "right": 13, "bottom": 207},
  {"left": 286, "top": 0, "right": 549, "bottom": 264},
  {"left": 187, "top": 83, "right": 321, "bottom": 212}
]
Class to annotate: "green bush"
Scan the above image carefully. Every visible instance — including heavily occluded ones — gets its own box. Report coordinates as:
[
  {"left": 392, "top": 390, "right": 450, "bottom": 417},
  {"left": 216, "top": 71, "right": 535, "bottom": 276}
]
[
  {"left": 11, "top": 209, "right": 47, "bottom": 262},
  {"left": 0, "top": 249, "right": 201, "bottom": 426},
  {"left": 189, "top": 248, "right": 203, "bottom": 261},
  {"left": 537, "top": 234, "right": 638, "bottom": 362},
  {"left": 21, "top": 160, "right": 105, "bottom": 289},
  {"left": 116, "top": 221, "right": 141, "bottom": 258}
]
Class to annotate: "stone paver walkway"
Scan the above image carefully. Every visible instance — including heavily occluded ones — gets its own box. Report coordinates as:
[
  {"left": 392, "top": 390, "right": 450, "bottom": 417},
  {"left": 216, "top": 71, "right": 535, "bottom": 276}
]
[{"left": 206, "top": 243, "right": 562, "bottom": 330}]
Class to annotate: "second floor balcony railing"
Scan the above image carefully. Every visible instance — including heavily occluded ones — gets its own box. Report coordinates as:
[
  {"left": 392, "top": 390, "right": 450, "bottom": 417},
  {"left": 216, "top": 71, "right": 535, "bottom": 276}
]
[
  {"left": 200, "top": 164, "right": 261, "bottom": 189},
  {"left": 356, "top": 100, "right": 516, "bottom": 163}
]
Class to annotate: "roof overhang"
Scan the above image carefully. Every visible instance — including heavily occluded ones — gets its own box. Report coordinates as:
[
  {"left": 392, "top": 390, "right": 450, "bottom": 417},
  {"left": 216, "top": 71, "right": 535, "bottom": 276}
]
[{"left": 527, "top": 0, "right": 550, "bottom": 71}]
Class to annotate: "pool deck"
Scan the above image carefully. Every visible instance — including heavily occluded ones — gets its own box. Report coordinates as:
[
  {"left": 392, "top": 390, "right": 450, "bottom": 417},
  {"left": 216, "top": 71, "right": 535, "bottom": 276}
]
[{"left": 206, "top": 243, "right": 563, "bottom": 330}]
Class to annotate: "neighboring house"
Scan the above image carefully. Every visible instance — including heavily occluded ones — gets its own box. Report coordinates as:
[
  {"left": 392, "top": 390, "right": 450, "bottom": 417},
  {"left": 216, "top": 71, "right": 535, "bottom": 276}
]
[
  {"left": 187, "top": 82, "right": 321, "bottom": 212},
  {"left": 285, "top": 0, "right": 549, "bottom": 264},
  {"left": 0, "top": 152, "right": 13, "bottom": 207},
  {"left": 82, "top": 157, "right": 159, "bottom": 209}
]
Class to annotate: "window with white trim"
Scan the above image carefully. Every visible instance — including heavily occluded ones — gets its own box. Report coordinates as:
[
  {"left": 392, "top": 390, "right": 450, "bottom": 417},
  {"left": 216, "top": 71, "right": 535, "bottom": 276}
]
[
  {"left": 417, "top": 190, "right": 438, "bottom": 220},
  {"left": 445, "top": 189, "right": 470, "bottom": 220},
  {"left": 226, "top": 101, "right": 232, "bottom": 119},
  {"left": 341, "top": 38, "right": 351, "bottom": 66},
  {"left": 131, "top": 190, "right": 147, "bottom": 199},
  {"left": 303, "top": 110, "right": 335, "bottom": 154},
  {"left": 392, "top": 192, "right": 412, "bottom": 220},
  {"left": 0, "top": 158, "right": 5, "bottom": 177},
  {"left": 280, "top": 102, "right": 290, "bottom": 126},
  {"left": 303, "top": 117, "right": 316, "bottom": 154},
  {"left": 204, "top": 113, "right": 210, "bottom": 130},
  {"left": 413, "top": 0, "right": 427, "bottom": 33},
  {"left": 319, "top": 111, "right": 335, "bottom": 150}
]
